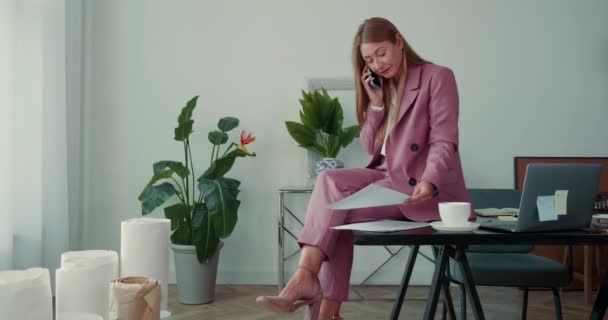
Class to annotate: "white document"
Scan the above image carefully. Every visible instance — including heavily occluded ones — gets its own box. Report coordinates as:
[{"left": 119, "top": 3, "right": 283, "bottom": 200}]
[
  {"left": 328, "top": 184, "right": 409, "bottom": 210},
  {"left": 332, "top": 219, "right": 429, "bottom": 232},
  {"left": 537, "top": 195, "right": 558, "bottom": 221},
  {"left": 554, "top": 190, "right": 568, "bottom": 215},
  {"left": 475, "top": 208, "right": 519, "bottom": 216}
]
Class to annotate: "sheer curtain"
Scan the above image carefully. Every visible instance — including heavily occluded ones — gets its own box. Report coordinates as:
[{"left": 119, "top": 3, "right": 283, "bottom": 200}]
[{"left": 0, "top": 0, "right": 70, "bottom": 276}]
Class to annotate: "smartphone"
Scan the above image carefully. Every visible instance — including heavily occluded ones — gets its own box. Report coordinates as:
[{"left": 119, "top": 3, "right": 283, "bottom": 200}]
[{"left": 367, "top": 66, "right": 382, "bottom": 89}]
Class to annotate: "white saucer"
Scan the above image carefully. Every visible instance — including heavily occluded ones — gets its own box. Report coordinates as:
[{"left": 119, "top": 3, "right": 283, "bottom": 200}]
[{"left": 430, "top": 221, "right": 480, "bottom": 232}]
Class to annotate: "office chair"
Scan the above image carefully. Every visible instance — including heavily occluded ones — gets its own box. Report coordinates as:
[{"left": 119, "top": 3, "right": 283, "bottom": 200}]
[{"left": 448, "top": 189, "right": 572, "bottom": 320}]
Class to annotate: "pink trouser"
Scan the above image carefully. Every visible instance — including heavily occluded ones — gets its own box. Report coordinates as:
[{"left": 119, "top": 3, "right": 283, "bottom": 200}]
[{"left": 297, "top": 167, "right": 406, "bottom": 301}]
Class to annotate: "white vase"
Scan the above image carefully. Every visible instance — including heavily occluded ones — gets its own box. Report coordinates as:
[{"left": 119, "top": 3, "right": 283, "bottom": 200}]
[{"left": 315, "top": 158, "right": 344, "bottom": 175}]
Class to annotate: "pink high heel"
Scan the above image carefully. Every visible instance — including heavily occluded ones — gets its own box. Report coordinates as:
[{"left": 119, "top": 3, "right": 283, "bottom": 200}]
[
  {"left": 304, "top": 298, "right": 321, "bottom": 320},
  {"left": 256, "top": 265, "right": 322, "bottom": 314}
]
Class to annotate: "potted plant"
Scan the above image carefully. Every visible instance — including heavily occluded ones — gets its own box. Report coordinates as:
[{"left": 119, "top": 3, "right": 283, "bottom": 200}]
[
  {"left": 138, "top": 95, "right": 256, "bottom": 304},
  {"left": 285, "top": 88, "right": 360, "bottom": 174}
]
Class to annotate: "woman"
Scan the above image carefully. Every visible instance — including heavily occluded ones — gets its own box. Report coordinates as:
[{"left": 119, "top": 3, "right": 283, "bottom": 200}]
[{"left": 257, "top": 17, "right": 472, "bottom": 320}]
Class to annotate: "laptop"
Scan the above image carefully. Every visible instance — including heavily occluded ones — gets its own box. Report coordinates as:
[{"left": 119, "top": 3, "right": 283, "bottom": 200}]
[{"left": 479, "top": 163, "right": 601, "bottom": 232}]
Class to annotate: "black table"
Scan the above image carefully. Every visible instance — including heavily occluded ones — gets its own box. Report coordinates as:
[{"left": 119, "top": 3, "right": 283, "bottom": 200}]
[{"left": 353, "top": 227, "right": 608, "bottom": 320}]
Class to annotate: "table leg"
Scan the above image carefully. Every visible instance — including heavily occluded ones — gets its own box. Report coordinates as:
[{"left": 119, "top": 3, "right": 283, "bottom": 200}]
[
  {"left": 441, "top": 275, "right": 457, "bottom": 320},
  {"left": 423, "top": 245, "right": 449, "bottom": 320},
  {"left": 595, "top": 246, "right": 602, "bottom": 281},
  {"left": 585, "top": 245, "right": 593, "bottom": 305},
  {"left": 590, "top": 271, "right": 608, "bottom": 320},
  {"left": 391, "top": 245, "right": 420, "bottom": 320},
  {"left": 454, "top": 246, "right": 486, "bottom": 320},
  {"left": 432, "top": 246, "right": 456, "bottom": 320},
  {"left": 278, "top": 192, "right": 285, "bottom": 293}
]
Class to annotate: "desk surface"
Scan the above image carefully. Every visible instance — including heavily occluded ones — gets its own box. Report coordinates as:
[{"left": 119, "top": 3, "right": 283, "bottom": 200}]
[{"left": 353, "top": 227, "right": 608, "bottom": 246}]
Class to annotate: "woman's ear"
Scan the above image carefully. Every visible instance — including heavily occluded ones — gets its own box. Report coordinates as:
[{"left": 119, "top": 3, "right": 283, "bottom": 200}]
[{"left": 395, "top": 34, "right": 404, "bottom": 51}]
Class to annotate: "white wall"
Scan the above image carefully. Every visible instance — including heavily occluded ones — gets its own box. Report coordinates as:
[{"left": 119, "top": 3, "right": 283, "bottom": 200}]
[
  {"left": 66, "top": 0, "right": 85, "bottom": 251},
  {"left": 80, "top": 0, "right": 608, "bottom": 285},
  {"left": 0, "top": 0, "right": 15, "bottom": 269}
]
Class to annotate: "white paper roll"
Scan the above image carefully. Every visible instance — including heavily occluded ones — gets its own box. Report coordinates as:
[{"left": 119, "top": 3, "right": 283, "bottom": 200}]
[
  {"left": 121, "top": 218, "right": 170, "bottom": 313},
  {"left": 56, "top": 250, "right": 119, "bottom": 320},
  {"left": 61, "top": 250, "right": 119, "bottom": 274},
  {"left": 0, "top": 268, "right": 53, "bottom": 320},
  {"left": 58, "top": 312, "right": 103, "bottom": 320}
]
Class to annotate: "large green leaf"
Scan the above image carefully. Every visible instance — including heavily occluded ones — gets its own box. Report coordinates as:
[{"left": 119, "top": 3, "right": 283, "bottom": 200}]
[
  {"left": 164, "top": 203, "right": 188, "bottom": 230},
  {"left": 297, "top": 89, "right": 344, "bottom": 135},
  {"left": 315, "top": 89, "right": 337, "bottom": 133},
  {"left": 138, "top": 161, "right": 188, "bottom": 201},
  {"left": 338, "top": 125, "right": 361, "bottom": 148},
  {"left": 285, "top": 122, "right": 329, "bottom": 156},
  {"left": 164, "top": 203, "right": 191, "bottom": 244},
  {"left": 171, "top": 222, "right": 191, "bottom": 245},
  {"left": 298, "top": 110, "right": 315, "bottom": 129},
  {"left": 222, "top": 177, "right": 241, "bottom": 197},
  {"left": 285, "top": 121, "right": 317, "bottom": 147},
  {"left": 192, "top": 204, "right": 219, "bottom": 263},
  {"left": 325, "top": 97, "right": 344, "bottom": 135},
  {"left": 208, "top": 130, "right": 229, "bottom": 145},
  {"left": 305, "top": 144, "right": 327, "bottom": 157},
  {"left": 138, "top": 171, "right": 173, "bottom": 201},
  {"left": 174, "top": 96, "right": 198, "bottom": 141},
  {"left": 153, "top": 160, "right": 190, "bottom": 178},
  {"left": 287, "top": 89, "right": 359, "bottom": 158},
  {"left": 198, "top": 178, "right": 240, "bottom": 238},
  {"left": 178, "top": 96, "right": 198, "bottom": 124},
  {"left": 140, "top": 182, "right": 178, "bottom": 215},
  {"left": 326, "top": 135, "right": 342, "bottom": 158},
  {"left": 303, "top": 90, "right": 327, "bottom": 131},
  {"left": 174, "top": 120, "right": 193, "bottom": 141},
  {"left": 299, "top": 92, "right": 321, "bottom": 130},
  {"left": 217, "top": 117, "right": 239, "bottom": 132},
  {"left": 200, "top": 148, "right": 254, "bottom": 180}
]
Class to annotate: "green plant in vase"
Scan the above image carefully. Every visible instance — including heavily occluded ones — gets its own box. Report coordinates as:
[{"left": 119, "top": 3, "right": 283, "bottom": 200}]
[
  {"left": 138, "top": 95, "right": 256, "bottom": 263},
  {"left": 285, "top": 88, "right": 360, "bottom": 174}
]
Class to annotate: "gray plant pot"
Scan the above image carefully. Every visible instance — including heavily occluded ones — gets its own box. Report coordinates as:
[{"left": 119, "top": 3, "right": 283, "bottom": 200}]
[{"left": 171, "top": 242, "right": 223, "bottom": 304}]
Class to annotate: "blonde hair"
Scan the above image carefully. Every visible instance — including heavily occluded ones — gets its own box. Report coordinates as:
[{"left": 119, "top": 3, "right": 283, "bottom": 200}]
[{"left": 352, "top": 17, "right": 428, "bottom": 143}]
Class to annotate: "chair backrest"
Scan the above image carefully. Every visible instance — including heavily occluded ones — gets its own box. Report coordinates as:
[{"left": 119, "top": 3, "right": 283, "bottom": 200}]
[
  {"left": 466, "top": 188, "right": 533, "bottom": 253},
  {"left": 468, "top": 188, "right": 522, "bottom": 209}
]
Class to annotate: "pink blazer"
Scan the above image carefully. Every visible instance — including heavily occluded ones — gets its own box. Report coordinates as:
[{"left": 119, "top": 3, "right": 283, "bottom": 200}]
[{"left": 361, "top": 63, "right": 472, "bottom": 222}]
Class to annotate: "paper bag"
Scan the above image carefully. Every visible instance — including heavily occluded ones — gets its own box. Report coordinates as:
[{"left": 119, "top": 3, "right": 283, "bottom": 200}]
[{"left": 110, "top": 277, "right": 161, "bottom": 320}]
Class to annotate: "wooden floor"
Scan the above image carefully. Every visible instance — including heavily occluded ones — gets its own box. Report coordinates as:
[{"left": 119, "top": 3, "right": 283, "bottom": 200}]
[{"left": 167, "top": 284, "right": 606, "bottom": 319}]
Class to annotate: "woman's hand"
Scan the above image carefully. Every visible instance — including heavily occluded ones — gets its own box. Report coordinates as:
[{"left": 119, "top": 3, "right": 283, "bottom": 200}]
[
  {"left": 360, "top": 66, "right": 383, "bottom": 107},
  {"left": 405, "top": 181, "right": 435, "bottom": 206}
]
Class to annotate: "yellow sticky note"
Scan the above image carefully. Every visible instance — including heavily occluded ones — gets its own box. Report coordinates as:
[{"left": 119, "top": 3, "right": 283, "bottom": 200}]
[
  {"left": 497, "top": 215, "right": 518, "bottom": 222},
  {"left": 555, "top": 190, "right": 568, "bottom": 215}
]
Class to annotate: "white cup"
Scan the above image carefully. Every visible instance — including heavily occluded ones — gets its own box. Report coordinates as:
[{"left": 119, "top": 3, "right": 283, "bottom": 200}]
[{"left": 438, "top": 202, "right": 471, "bottom": 227}]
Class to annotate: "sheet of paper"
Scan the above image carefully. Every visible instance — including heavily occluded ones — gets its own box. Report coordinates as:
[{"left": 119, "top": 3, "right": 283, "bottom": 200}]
[
  {"left": 328, "top": 184, "right": 409, "bottom": 210},
  {"left": 475, "top": 208, "right": 508, "bottom": 216},
  {"left": 537, "top": 195, "right": 558, "bottom": 221},
  {"left": 331, "top": 220, "right": 429, "bottom": 232},
  {"left": 475, "top": 208, "right": 519, "bottom": 217},
  {"left": 475, "top": 208, "right": 506, "bottom": 215},
  {"left": 503, "top": 208, "right": 519, "bottom": 215},
  {"left": 593, "top": 213, "right": 608, "bottom": 219},
  {"left": 554, "top": 190, "right": 568, "bottom": 215},
  {"left": 497, "top": 216, "right": 518, "bottom": 222}
]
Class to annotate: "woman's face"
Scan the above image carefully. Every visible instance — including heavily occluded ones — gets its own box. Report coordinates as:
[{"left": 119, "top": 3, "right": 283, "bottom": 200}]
[{"left": 360, "top": 39, "right": 403, "bottom": 79}]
